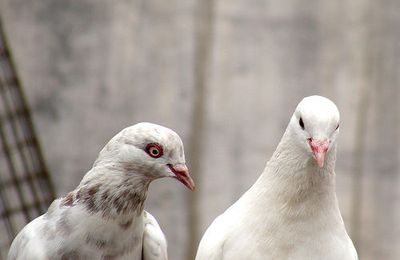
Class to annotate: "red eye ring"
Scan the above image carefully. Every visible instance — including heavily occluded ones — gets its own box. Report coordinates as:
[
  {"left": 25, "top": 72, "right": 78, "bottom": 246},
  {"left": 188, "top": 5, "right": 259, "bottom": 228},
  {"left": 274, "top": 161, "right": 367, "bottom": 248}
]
[{"left": 145, "top": 143, "right": 163, "bottom": 158}]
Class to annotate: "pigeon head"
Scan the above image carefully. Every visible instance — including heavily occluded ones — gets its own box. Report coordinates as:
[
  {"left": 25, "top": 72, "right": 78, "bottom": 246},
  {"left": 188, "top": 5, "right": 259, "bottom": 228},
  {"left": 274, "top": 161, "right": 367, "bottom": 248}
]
[
  {"left": 289, "top": 95, "right": 340, "bottom": 168},
  {"left": 97, "top": 122, "right": 195, "bottom": 190}
]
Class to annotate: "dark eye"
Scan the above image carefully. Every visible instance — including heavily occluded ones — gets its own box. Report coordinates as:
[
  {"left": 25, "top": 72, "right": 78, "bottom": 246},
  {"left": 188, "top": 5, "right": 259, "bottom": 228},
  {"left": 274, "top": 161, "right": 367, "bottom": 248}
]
[
  {"left": 335, "top": 124, "right": 339, "bottom": 130},
  {"left": 299, "top": 117, "right": 305, "bottom": 130},
  {"left": 145, "top": 143, "right": 163, "bottom": 158}
]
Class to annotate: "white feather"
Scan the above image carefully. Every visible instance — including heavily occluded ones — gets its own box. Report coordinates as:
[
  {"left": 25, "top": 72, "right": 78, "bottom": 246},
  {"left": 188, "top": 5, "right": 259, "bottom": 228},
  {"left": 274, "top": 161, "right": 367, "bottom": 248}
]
[
  {"left": 196, "top": 96, "right": 358, "bottom": 260},
  {"left": 143, "top": 211, "right": 168, "bottom": 260},
  {"left": 8, "top": 123, "right": 191, "bottom": 260}
]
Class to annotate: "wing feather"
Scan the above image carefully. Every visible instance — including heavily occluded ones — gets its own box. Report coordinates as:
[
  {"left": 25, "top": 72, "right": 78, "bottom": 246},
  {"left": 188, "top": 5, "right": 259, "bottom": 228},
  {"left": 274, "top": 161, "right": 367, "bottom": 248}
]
[
  {"left": 8, "top": 216, "right": 48, "bottom": 260},
  {"left": 142, "top": 211, "right": 168, "bottom": 260}
]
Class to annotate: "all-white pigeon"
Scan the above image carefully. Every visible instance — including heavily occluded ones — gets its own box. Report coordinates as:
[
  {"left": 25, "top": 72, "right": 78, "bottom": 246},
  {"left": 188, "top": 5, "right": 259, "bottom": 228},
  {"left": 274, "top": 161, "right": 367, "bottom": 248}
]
[
  {"left": 196, "top": 96, "right": 358, "bottom": 260},
  {"left": 8, "top": 122, "right": 195, "bottom": 260}
]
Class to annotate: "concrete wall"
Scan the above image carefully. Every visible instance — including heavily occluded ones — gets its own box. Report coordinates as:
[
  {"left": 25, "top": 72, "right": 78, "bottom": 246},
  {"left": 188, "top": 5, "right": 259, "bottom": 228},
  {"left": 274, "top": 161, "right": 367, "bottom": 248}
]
[{"left": 1, "top": 0, "right": 400, "bottom": 259}]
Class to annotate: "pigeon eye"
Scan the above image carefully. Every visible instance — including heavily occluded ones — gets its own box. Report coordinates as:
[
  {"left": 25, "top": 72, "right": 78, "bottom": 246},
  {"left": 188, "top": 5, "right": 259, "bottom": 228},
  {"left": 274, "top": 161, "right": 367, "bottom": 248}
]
[
  {"left": 335, "top": 124, "right": 339, "bottom": 130},
  {"left": 145, "top": 143, "right": 163, "bottom": 158},
  {"left": 299, "top": 117, "right": 305, "bottom": 130}
]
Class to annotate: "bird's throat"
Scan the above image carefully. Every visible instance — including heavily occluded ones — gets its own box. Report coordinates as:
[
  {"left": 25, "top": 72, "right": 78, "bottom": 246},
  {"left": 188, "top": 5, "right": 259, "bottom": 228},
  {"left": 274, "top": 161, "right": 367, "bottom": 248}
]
[{"left": 71, "top": 165, "right": 152, "bottom": 219}]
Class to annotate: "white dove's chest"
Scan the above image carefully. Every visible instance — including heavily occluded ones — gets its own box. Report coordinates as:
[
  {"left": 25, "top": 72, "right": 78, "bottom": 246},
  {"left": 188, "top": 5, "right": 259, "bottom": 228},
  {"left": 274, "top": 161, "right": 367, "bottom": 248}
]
[
  {"left": 221, "top": 196, "right": 357, "bottom": 260},
  {"left": 225, "top": 219, "right": 354, "bottom": 260}
]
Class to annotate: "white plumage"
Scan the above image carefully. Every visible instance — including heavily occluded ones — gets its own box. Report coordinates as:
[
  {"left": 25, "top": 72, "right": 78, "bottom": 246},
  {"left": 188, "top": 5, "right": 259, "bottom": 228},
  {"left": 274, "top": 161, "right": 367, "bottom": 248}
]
[
  {"left": 8, "top": 122, "right": 194, "bottom": 260},
  {"left": 142, "top": 212, "right": 168, "bottom": 260},
  {"left": 196, "top": 96, "right": 358, "bottom": 260}
]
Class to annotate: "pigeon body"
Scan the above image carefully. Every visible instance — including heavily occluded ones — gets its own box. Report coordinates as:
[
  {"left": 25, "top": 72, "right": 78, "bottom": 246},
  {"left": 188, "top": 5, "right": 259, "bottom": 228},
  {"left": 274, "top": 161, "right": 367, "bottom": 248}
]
[
  {"left": 196, "top": 96, "right": 357, "bottom": 260},
  {"left": 8, "top": 122, "right": 194, "bottom": 260}
]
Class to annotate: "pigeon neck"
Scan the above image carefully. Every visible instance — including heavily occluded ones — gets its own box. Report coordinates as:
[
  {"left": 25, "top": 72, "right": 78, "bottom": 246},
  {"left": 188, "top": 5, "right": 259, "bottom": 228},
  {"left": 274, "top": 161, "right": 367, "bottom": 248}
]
[
  {"left": 72, "top": 162, "right": 152, "bottom": 219},
  {"left": 258, "top": 128, "right": 337, "bottom": 198}
]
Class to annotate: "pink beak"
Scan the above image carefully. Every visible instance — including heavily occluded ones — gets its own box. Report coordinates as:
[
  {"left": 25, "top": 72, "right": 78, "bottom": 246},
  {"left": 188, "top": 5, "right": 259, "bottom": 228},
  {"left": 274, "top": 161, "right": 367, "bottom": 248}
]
[
  {"left": 167, "top": 164, "right": 195, "bottom": 191},
  {"left": 307, "top": 139, "right": 329, "bottom": 168}
]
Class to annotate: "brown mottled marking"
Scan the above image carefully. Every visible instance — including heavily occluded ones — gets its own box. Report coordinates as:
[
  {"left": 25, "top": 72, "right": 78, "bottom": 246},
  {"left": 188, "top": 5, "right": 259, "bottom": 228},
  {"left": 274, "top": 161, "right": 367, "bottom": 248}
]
[
  {"left": 111, "top": 190, "right": 146, "bottom": 215},
  {"left": 120, "top": 189, "right": 130, "bottom": 200},
  {"left": 75, "top": 183, "right": 147, "bottom": 218},
  {"left": 85, "top": 197, "right": 97, "bottom": 213},
  {"left": 86, "top": 235, "right": 108, "bottom": 249},
  {"left": 76, "top": 190, "right": 81, "bottom": 200},
  {"left": 61, "top": 192, "right": 74, "bottom": 207},
  {"left": 88, "top": 185, "right": 99, "bottom": 196},
  {"left": 122, "top": 163, "right": 138, "bottom": 172},
  {"left": 119, "top": 219, "right": 133, "bottom": 230},
  {"left": 76, "top": 184, "right": 102, "bottom": 213},
  {"left": 101, "top": 190, "right": 109, "bottom": 201},
  {"left": 60, "top": 251, "right": 80, "bottom": 260},
  {"left": 114, "top": 195, "right": 125, "bottom": 214}
]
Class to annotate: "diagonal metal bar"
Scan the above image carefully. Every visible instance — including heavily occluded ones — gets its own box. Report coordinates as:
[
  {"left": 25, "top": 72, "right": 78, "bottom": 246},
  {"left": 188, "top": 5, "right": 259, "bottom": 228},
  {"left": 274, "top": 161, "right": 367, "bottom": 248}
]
[
  {"left": 0, "top": 13, "right": 56, "bottom": 258},
  {"left": 0, "top": 106, "right": 31, "bottom": 222},
  {"left": 0, "top": 82, "right": 43, "bottom": 217}
]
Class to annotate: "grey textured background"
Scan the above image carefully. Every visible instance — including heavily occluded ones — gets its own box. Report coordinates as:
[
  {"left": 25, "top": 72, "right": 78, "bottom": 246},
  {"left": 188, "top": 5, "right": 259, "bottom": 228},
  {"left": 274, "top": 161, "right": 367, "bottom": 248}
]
[{"left": 1, "top": 0, "right": 400, "bottom": 259}]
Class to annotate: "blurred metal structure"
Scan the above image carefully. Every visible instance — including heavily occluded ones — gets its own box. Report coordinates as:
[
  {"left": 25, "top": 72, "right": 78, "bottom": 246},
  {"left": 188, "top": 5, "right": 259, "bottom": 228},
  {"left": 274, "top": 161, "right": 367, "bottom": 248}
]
[{"left": 0, "top": 18, "right": 55, "bottom": 259}]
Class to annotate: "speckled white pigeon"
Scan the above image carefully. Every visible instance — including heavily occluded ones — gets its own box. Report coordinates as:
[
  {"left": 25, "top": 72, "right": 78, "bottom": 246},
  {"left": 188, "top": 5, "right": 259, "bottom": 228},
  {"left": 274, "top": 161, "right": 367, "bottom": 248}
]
[
  {"left": 196, "top": 96, "right": 358, "bottom": 260},
  {"left": 8, "top": 122, "right": 195, "bottom": 260}
]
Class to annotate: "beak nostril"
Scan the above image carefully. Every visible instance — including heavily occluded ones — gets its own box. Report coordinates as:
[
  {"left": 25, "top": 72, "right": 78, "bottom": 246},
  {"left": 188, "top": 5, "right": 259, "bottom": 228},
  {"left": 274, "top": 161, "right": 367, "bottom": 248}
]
[{"left": 307, "top": 138, "right": 313, "bottom": 147}]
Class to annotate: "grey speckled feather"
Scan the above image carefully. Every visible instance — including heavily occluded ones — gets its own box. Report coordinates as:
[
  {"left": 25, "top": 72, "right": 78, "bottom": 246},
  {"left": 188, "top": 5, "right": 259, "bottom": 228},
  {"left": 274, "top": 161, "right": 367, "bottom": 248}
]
[{"left": 8, "top": 122, "right": 194, "bottom": 260}]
